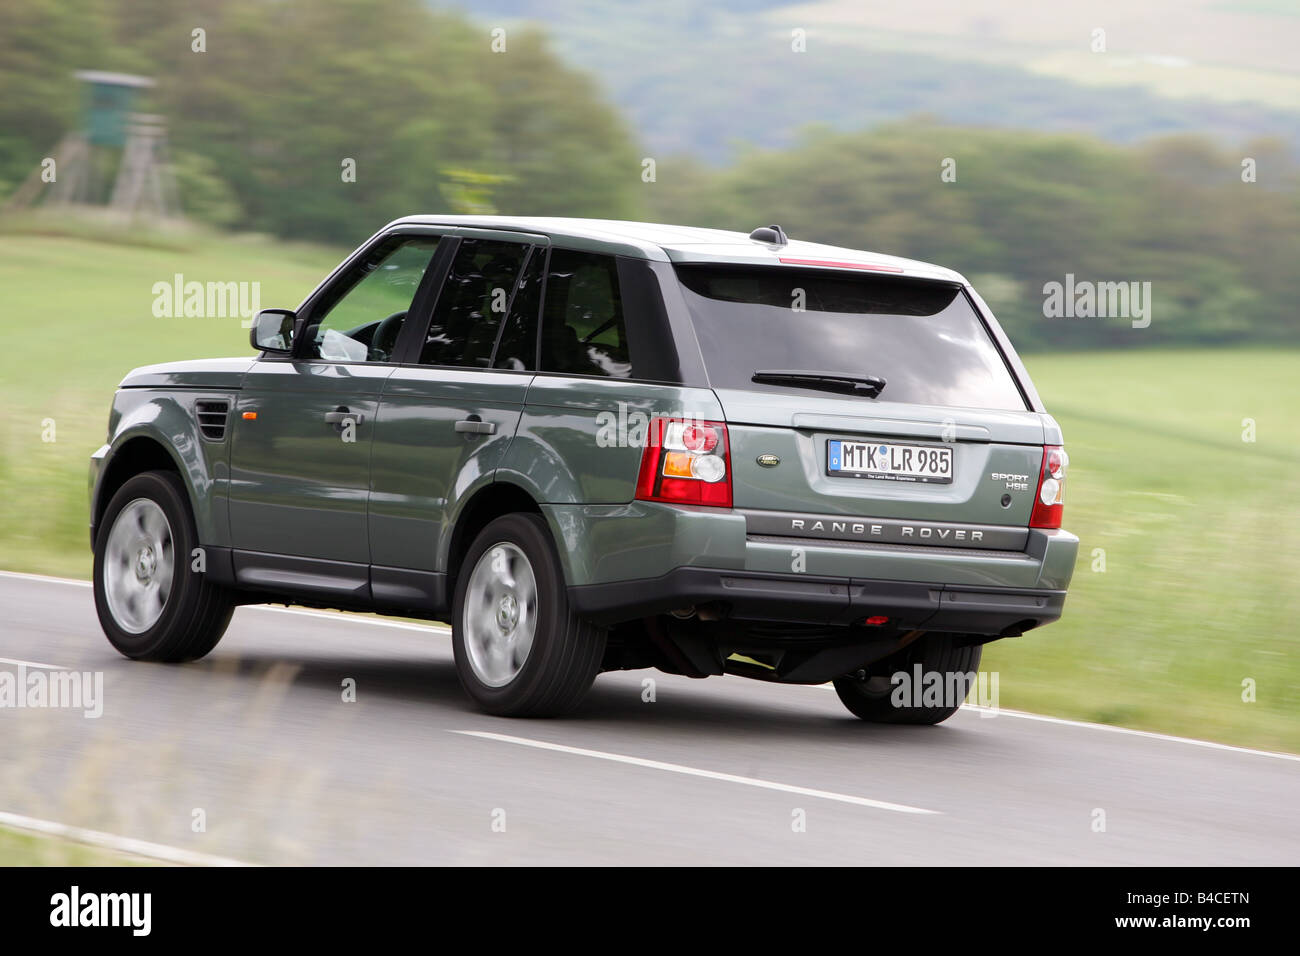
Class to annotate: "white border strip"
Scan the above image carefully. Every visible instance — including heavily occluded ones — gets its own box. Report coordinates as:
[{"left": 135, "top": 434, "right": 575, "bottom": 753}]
[
  {"left": 3, "top": 570, "right": 1295, "bottom": 762},
  {"left": 0, "top": 810, "right": 254, "bottom": 867},
  {"left": 455, "top": 730, "right": 938, "bottom": 814}
]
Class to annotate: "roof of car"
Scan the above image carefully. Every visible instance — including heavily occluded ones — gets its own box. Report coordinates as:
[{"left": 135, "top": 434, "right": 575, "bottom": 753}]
[{"left": 385, "top": 215, "right": 967, "bottom": 283}]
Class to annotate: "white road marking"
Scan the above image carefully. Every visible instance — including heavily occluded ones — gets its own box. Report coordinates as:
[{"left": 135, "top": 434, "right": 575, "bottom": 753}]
[
  {"left": 0, "top": 570, "right": 90, "bottom": 587},
  {"left": 955, "top": 702, "right": 1300, "bottom": 763},
  {"left": 455, "top": 730, "right": 939, "bottom": 814},
  {"left": 3, "top": 570, "right": 1296, "bottom": 763},
  {"left": 807, "top": 682, "right": 1300, "bottom": 762},
  {"left": 0, "top": 809, "right": 253, "bottom": 867},
  {"left": 243, "top": 603, "right": 450, "bottom": 634},
  {"left": 0, "top": 570, "right": 452, "bottom": 633},
  {"left": 0, "top": 656, "right": 67, "bottom": 670}
]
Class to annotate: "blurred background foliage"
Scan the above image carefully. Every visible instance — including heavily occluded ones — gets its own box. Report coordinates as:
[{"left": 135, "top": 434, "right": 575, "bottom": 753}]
[
  {"left": 3, "top": 0, "right": 1297, "bottom": 352},
  {"left": 645, "top": 124, "right": 1300, "bottom": 351},
  {"left": 0, "top": 0, "right": 641, "bottom": 242}
]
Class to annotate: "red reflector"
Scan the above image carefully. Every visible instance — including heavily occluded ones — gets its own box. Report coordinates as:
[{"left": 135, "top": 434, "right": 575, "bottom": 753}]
[
  {"left": 1046, "top": 447, "right": 1067, "bottom": 479},
  {"left": 681, "top": 423, "right": 719, "bottom": 453},
  {"left": 864, "top": 615, "right": 889, "bottom": 626},
  {"left": 778, "top": 257, "right": 905, "bottom": 273}
]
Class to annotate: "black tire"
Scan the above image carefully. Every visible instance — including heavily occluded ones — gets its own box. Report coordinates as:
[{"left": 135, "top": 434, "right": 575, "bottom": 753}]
[
  {"left": 93, "top": 470, "right": 234, "bottom": 662},
  {"left": 452, "top": 513, "right": 606, "bottom": 716},
  {"left": 833, "top": 633, "right": 983, "bottom": 725}
]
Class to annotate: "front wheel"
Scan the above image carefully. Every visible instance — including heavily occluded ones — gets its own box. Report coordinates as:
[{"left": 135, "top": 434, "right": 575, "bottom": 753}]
[
  {"left": 452, "top": 513, "right": 606, "bottom": 716},
  {"left": 93, "top": 470, "right": 233, "bottom": 662},
  {"left": 833, "top": 633, "right": 983, "bottom": 725}
]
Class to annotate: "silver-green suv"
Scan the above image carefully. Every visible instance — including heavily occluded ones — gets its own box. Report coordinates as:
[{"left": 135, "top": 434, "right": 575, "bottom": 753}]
[{"left": 89, "top": 217, "right": 1077, "bottom": 723}]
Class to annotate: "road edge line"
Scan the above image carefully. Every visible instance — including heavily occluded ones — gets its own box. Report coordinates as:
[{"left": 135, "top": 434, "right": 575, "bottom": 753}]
[{"left": 0, "top": 809, "right": 255, "bottom": 867}]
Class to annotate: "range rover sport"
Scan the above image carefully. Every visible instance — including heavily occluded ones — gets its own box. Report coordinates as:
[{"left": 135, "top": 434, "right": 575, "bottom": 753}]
[{"left": 89, "top": 217, "right": 1077, "bottom": 723}]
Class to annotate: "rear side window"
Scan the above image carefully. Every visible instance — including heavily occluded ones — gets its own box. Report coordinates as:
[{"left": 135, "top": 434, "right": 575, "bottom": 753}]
[
  {"left": 675, "top": 266, "right": 1028, "bottom": 411},
  {"left": 421, "top": 238, "right": 529, "bottom": 367},
  {"left": 539, "top": 250, "right": 631, "bottom": 378}
]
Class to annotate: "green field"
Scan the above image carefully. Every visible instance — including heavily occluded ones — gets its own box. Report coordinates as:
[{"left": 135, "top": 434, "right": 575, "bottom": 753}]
[
  {"left": 986, "top": 349, "right": 1300, "bottom": 752},
  {"left": 0, "top": 234, "right": 1296, "bottom": 752},
  {"left": 0, "top": 233, "right": 341, "bottom": 576}
]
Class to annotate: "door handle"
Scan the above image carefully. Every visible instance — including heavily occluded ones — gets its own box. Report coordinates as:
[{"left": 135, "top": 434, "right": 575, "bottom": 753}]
[
  {"left": 455, "top": 418, "right": 496, "bottom": 435},
  {"left": 324, "top": 408, "right": 365, "bottom": 426}
]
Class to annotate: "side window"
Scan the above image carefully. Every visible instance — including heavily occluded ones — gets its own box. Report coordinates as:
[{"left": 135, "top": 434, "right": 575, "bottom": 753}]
[
  {"left": 493, "top": 247, "right": 545, "bottom": 370},
  {"left": 539, "top": 250, "right": 631, "bottom": 378},
  {"left": 420, "top": 238, "right": 529, "bottom": 367},
  {"left": 305, "top": 236, "right": 441, "bottom": 362}
]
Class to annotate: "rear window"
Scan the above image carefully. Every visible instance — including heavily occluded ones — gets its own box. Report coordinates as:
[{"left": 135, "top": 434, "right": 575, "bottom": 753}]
[{"left": 675, "top": 266, "right": 1028, "bottom": 411}]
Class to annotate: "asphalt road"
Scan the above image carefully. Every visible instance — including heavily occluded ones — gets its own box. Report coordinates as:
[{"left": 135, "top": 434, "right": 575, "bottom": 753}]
[{"left": 1, "top": 572, "right": 1295, "bottom": 865}]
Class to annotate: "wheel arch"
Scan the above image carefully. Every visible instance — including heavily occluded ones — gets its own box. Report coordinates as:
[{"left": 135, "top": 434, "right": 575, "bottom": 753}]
[
  {"left": 91, "top": 415, "right": 219, "bottom": 548},
  {"left": 442, "top": 480, "right": 554, "bottom": 592},
  {"left": 91, "top": 435, "right": 186, "bottom": 538}
]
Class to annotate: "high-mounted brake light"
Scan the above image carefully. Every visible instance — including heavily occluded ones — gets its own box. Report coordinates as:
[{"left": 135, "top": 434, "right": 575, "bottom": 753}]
[
  {"left": 636, "top": 418, "right": 732, "bottom": 508},
  {"left": 778, "top": 257, "right": 905, "bottom": 273},
  {"left": 1030, "top": 445, "right": 1068, "bottom": 529}
]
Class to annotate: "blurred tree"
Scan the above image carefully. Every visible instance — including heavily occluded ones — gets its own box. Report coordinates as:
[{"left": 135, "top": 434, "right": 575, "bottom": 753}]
[
  {"left": 0, "top": 0, "right": 640, "bottom": 243},
  {"left": 0, "top": 0, "right": 107, "bottom": 194},
  {"left": 646, "top": 121, "right": 1300, "bottom": 350}
]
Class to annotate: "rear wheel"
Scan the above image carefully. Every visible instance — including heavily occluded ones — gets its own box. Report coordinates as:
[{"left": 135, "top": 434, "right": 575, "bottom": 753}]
[
  {"left": 93, "top": 470, "right": 234, "bottom": 662},
  {"left": 452, "top": 513, "right": 606, "bottom": 716},
  {"left": 833, "top": 633, "right": 982, "bottom": 725}
]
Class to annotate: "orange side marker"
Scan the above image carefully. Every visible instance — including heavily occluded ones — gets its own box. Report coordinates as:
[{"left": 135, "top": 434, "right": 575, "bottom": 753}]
[{"left": 242, "top": 411, "right": 258, "bottom": 420}]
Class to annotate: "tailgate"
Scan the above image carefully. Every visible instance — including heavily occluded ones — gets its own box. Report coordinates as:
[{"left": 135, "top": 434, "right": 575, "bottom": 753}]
[{"left": 717, "top": 388, "right": 1046, "bottom": 540}]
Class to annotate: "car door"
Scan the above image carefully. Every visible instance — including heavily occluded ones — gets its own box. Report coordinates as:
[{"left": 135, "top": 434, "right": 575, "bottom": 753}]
[
  {"left": 367, "top": 229, "right": 545, "bottom": 610},
  {"left": 227, "top": 229, "right": 449, "bottom": 598}
]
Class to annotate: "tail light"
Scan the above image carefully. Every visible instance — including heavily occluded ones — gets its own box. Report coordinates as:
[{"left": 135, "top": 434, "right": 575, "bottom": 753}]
[
  {"left": 1029, "top": 445, "right": 1068, "bottom": 529},
  {"left": 636, "top": 418, "right": 732, "bottom": 508}
]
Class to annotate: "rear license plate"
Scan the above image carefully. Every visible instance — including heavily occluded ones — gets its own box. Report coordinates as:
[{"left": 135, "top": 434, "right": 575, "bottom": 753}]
[{"left": 827, "top": 439, "right": 953, "bottom": 484}]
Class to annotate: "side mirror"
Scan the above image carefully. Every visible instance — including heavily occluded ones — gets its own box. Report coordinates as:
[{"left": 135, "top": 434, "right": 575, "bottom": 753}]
[{"left": 250, "top": 309, "right": 296, "bottom": 354}]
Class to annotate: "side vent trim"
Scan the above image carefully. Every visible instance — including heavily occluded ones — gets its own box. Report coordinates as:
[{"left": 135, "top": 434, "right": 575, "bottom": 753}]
[{"left": 195, "top": 399, "right": 231, "bottom": 442}]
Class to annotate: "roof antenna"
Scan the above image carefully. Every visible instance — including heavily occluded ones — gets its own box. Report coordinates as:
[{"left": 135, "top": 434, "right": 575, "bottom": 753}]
[{"left": 749, "top": 224, "right": 788, "bottom": 246}]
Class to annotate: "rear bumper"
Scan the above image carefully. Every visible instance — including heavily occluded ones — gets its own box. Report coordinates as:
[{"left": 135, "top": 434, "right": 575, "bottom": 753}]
[
  {"left": 568, "top": 566, "right": 1067, "bottom": 636},
  {"left": 544, "top": 501, "right": 1077, "bottom": 588}
]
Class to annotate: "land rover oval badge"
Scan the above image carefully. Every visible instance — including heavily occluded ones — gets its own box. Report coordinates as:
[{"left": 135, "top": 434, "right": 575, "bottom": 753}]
[{"left": 756, "top": 454, "right": 781, "bottom": 467}]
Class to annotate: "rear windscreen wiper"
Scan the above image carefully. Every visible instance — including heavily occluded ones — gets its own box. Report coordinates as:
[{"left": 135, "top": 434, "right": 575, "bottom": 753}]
[{"left": 751, "top": 369, "right": 886, "bottom": 398}]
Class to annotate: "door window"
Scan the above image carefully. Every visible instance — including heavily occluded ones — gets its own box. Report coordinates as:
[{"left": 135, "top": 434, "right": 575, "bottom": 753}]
[
  {"left": 305, "top": 236, "right": 442, "bottom": 363},
  {"left": 492, "top": 247, "right": 546, "bottom": 370},
  {"left": 419, "top": 238, "right": 530, "bottom": 367}
]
